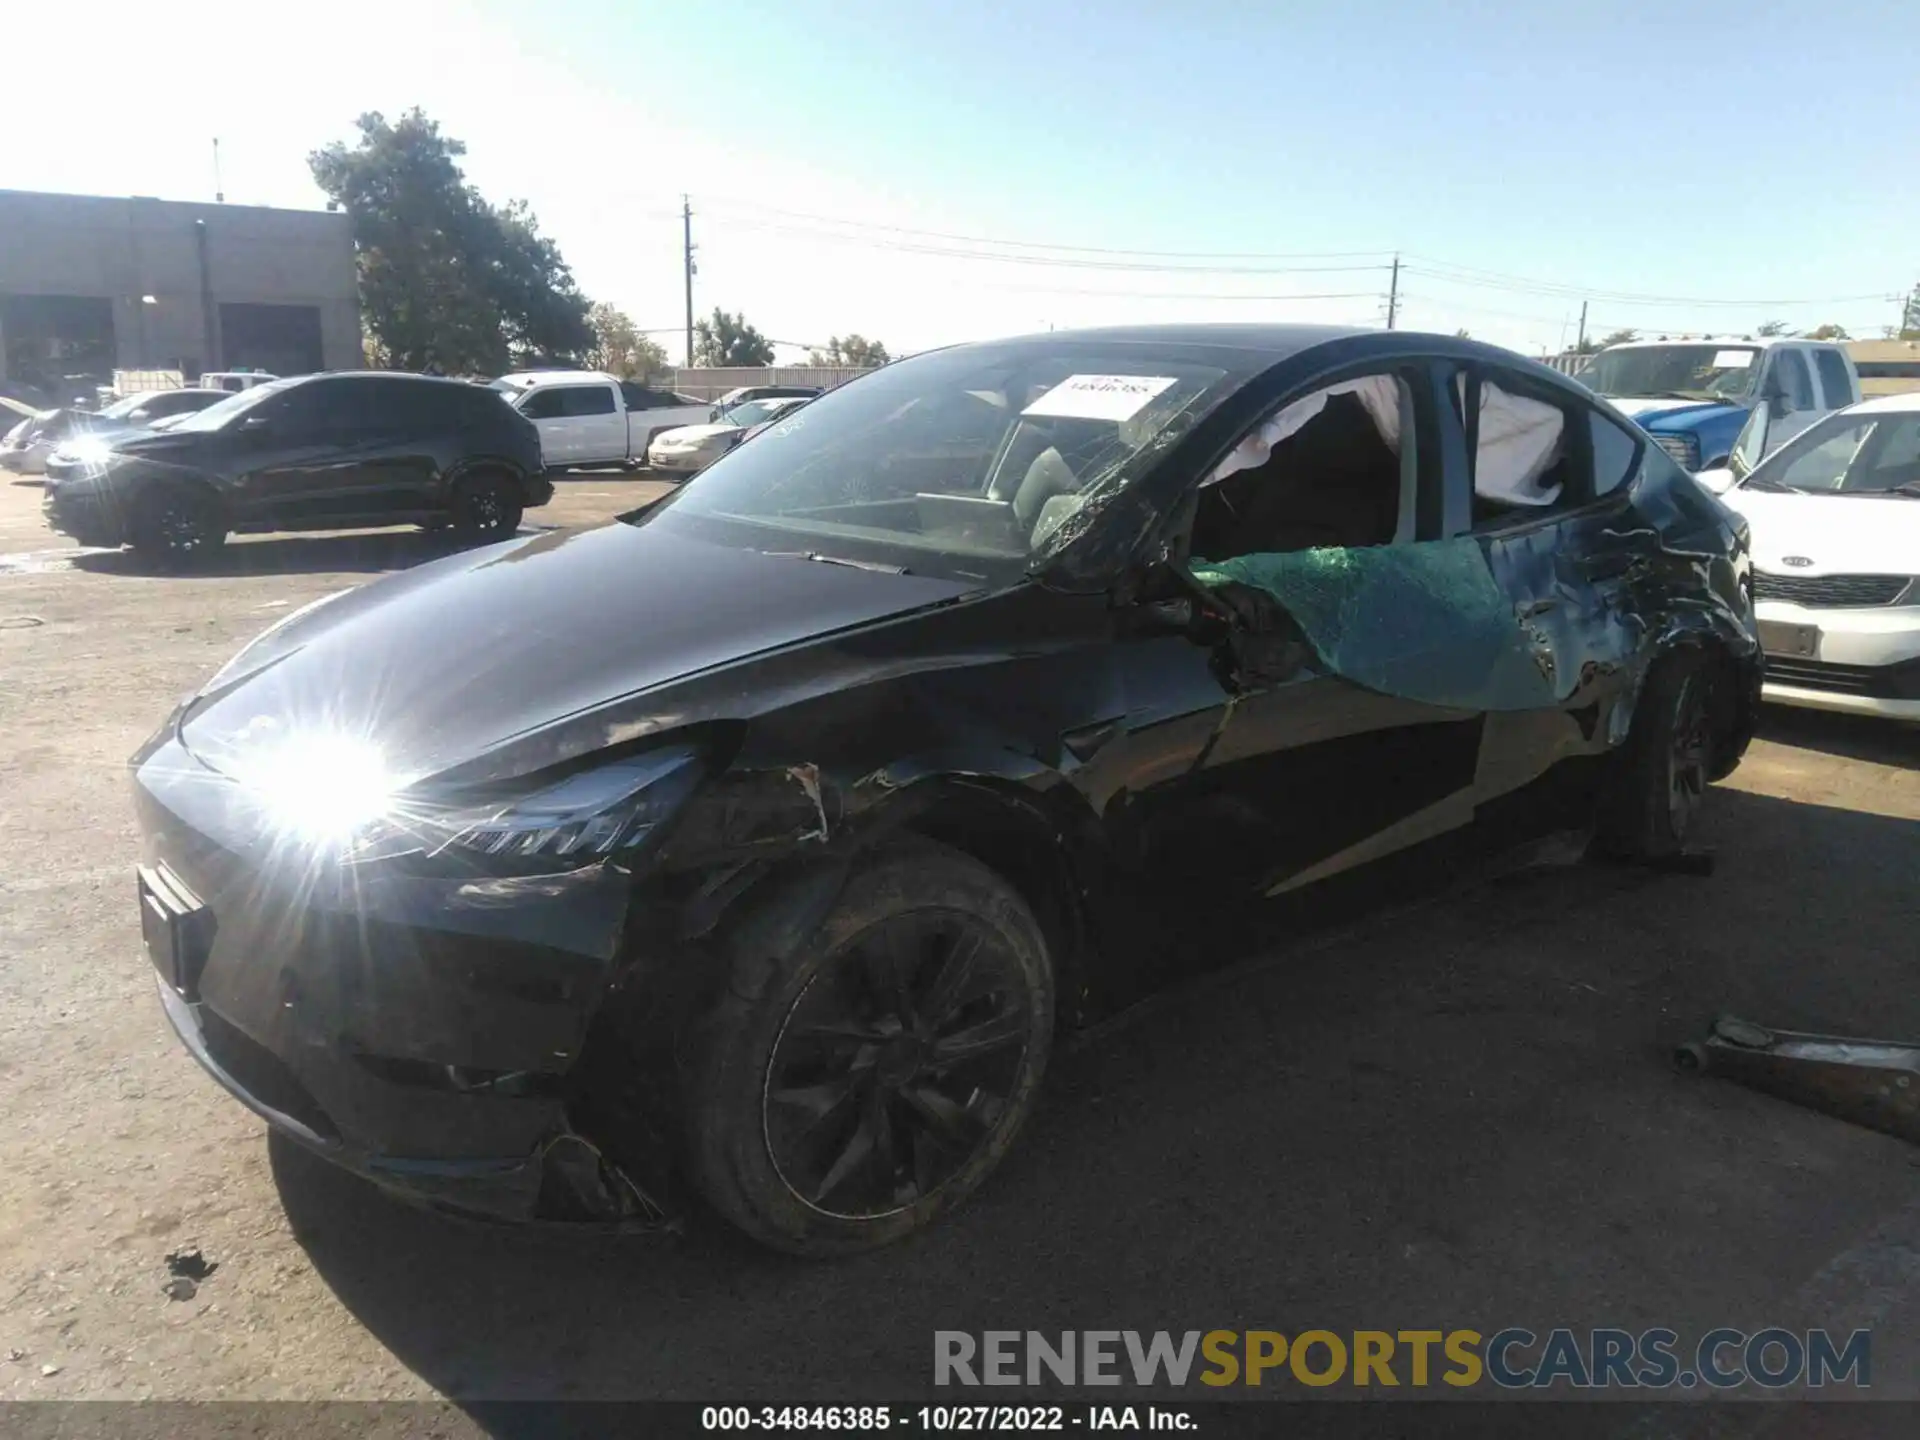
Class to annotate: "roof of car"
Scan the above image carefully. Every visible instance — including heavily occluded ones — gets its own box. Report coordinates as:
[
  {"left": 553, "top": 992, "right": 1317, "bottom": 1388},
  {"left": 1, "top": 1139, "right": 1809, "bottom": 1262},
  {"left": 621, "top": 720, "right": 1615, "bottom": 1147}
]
[
  {"left": 1844, "top": 391, "right": 1920, "bottom": 415},
  {"left": 290, "top": 370, "right": 491, "bottom": 388},
  {"left": 978, "top": 322, "right": 1372, "bottom": 357},
  {"left": 1604, "top": 336, "right": 1840, "bottom": 351},
  {"left": 494, "top": 369, "right": 617, "bottom": 388}
]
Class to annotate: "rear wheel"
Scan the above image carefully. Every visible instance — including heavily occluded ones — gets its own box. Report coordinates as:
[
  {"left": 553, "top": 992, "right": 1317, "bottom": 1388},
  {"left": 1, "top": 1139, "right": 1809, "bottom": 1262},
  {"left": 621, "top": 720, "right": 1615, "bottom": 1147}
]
[
  {"left": 685, "top": 840, "right": 1054, "bottom": 1256},
  {"left": 128, "top": 484, "right": 225, "bottom": 568},
  {"left": 1595, "top": 651, "right": 1717, "bottom": 861},
  {"left": 448, "top": 469, "right": 523, "bottom": 543}
]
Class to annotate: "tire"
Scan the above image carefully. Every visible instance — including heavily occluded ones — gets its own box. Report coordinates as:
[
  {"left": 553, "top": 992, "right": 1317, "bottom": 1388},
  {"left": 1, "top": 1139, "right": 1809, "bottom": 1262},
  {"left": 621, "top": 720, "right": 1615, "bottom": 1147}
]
[
  {"left": 448, "top": 469, "right": 523, "bottom": 542},
  {"left": 1594, "top": 650, "right": 1718, "bottom": 862},
  {"left": 128, "top": 484, "right": 225, "bottom": 568},
  {"left": 685, "top": 839, "right": 1054, "bottom": 1256}
]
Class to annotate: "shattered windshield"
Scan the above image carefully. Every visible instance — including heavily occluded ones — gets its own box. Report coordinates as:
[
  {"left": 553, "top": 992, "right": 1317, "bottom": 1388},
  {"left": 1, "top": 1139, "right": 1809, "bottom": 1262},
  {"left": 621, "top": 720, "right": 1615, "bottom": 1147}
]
[
  {"left": 1577, "top": 345, "right": 1761, "bottom": 402},
  {"left": 645, "top": 342, "right": 1238, "bottom": 580}
]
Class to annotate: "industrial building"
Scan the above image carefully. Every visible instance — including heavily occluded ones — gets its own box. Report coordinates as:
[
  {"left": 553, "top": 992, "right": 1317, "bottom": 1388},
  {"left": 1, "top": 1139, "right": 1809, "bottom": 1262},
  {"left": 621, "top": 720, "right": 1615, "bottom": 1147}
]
[{"left": 0, "top": 189, "right": 361, "bottom": 400}]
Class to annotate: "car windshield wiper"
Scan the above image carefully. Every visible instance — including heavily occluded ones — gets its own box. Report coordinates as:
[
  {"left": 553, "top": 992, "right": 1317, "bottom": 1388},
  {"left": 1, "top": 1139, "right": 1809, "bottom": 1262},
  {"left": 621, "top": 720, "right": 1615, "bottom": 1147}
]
[
  {"left": 762, "top": 549, "right": 910, "bottom": 575},
  {"left": 1737, "top": 475, "right": 1795, "bottom": 491}
]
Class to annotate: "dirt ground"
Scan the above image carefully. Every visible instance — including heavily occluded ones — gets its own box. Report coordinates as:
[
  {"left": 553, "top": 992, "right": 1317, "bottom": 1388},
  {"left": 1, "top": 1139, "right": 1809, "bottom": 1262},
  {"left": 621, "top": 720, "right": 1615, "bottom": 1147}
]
[{"left": 1, "top": 470, "right": 1916, "bottom": 1411}]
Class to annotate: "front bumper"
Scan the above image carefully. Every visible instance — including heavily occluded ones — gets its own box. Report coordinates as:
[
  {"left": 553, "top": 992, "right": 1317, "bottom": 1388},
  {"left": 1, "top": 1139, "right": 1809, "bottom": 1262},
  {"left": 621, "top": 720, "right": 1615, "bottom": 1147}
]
[
  {"left": 645, "top": 447, "right": 714, "bottom": 473},
  {"left": 1755, "top": 598, "right": 1920, "bottom": 722},
  {"left": 42, "top": 479, "right": 125, "bottom": 546},
  {"left": 521, "top": 471, "right": 555, "bottom": 508},
  {"left": 1, "top": 442, "right": 49, "bottom": 476},
  {"left": 132, "top": 730, "right": 667, "bottom": 1224}
]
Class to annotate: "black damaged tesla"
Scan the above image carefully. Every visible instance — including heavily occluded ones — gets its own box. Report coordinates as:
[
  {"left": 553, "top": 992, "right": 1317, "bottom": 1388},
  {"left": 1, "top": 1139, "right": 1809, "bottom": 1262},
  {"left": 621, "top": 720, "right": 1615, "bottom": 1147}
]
[{"left": 132, "top": 325, "right": 1761, "bottom": 1254}]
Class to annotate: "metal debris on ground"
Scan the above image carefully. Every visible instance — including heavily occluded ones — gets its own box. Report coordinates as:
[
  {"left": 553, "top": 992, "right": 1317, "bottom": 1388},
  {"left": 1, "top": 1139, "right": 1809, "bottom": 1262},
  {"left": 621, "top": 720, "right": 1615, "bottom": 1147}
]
[
  {"left": 164, "top": 1246, "right": 216, "bottom": 1281},
  {"left": 1676, "top": 1014, "right": 1920, "bottom": 1144}
]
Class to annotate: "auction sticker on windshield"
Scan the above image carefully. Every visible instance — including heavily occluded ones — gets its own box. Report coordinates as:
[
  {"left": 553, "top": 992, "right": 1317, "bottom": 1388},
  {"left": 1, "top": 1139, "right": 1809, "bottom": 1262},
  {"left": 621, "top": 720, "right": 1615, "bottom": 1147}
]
[
  {"left": 1712, "top": 350, "right": 1755, "bottom": 368},
  {"left": 1024, "top": 374, "right": 1179, "bottom": 422}
]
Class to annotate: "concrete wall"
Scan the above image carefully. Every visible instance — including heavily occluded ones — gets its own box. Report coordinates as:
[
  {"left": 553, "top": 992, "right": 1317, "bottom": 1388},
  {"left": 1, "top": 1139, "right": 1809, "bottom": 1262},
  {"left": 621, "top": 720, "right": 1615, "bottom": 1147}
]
[{"left": 0, "top": 190, "right": 360, "bottom": 383}]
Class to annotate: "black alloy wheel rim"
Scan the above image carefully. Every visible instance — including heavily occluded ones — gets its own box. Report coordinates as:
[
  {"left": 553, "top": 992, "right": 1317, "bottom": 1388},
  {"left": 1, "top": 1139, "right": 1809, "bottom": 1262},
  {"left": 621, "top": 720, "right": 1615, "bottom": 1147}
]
[
  {"left": 158, "top": 500, "right": 207, "bottom": 553},
  {"left": 763, "top": 910, "right": 1034, "bottom": 1220},
  {"left": 467, "top": 487, "right": 505, "bottom": 529},
  {"left": 1667, "top": 675, "right": 1711, "bottom": 837}
]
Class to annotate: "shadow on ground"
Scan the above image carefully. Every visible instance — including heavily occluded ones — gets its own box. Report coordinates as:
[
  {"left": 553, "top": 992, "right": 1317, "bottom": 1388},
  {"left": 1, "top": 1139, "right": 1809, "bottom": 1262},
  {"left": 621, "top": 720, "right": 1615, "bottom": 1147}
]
[
  {"left": 274, "top": 787, "right": 1920, "bottom": 1407},
  {"left": 1756, "top": 705, "right": 1917, "bottom": 768},
  {"left": 69, "top": 524, "right": 556, "bottom": 578}
]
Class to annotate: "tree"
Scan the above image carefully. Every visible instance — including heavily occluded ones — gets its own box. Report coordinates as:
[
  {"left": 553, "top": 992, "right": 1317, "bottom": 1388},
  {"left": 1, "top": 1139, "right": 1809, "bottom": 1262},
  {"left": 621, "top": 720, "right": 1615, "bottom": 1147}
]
[
  {"left": 310, "top": 109, "right": 593, "bottom": 375},
  {"left": 692, "top": 308, "right": 775, "bottom": 367},
  {"left": 1807, "top": 323, "right": 1850, "bottom": 341},
  {"left": 1901, "top": 284, "right": 1920, "bottom": 341},
  {"left": 1452, "top": 327, "right": 1471, "bottom": 339},
  {"left": 1756, "top": 320, "right": 1793, "bottom": 337},
  {"left": 1570, "top": 335, "right": 1605, "bottom": 355},
  {"left": 1596, "top": 328, "right": 1639, "bottom": 348},
  {"left": 586, "top": 302, "right": 668, "bottom": 379},
  {"left": 806, "top": 334, "right": 891, "bottom": 367}
]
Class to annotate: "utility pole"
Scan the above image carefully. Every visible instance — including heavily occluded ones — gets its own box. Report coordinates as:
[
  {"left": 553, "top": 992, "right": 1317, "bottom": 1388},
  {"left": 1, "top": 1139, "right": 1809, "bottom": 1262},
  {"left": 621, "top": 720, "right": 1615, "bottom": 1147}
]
[
  {"left": 1385, "top": 253, "right": 1400, "bottom": 330},
  {"left": 212, "top": 138, "right": 224, "bottom": 203},
  {"left": 682, "top": 196, "right": 696, "bottom": 369},
  {"left": 1576, "top": 300, "right": 1588, "bottom": 354}
]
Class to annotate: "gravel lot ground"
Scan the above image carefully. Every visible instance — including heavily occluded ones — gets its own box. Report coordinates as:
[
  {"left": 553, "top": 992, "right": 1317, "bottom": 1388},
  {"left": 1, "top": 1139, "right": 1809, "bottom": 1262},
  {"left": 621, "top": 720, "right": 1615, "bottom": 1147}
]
[{"left": 1, "top": 470, "right": 1916, "bottom": 1417}]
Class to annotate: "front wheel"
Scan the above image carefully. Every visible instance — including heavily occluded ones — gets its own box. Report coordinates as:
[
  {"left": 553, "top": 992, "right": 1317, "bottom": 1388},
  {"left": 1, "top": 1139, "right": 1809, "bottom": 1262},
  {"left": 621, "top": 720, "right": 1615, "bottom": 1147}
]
[
  {"left": 685, "top": 840, "right": 1054, "bottom": 1256},
  {"left": 447, "top": 469, "right": 523, "bottom": 543},
  {"left": 128, "top": 484, "right": 225, "bottom": 568},
  {"left": 1594, "top": 651, "right": 1718, "bottom": 861}
]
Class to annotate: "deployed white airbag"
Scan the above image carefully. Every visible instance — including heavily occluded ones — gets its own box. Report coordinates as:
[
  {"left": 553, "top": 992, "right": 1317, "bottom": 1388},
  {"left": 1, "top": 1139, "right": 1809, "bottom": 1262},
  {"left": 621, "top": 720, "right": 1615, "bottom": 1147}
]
[
  {"left": 1471, "top": 380, "right": 1564, "bottom": 506},
  {"left": 1208, "top": 374, "right": 1403, "bottom": 485}
]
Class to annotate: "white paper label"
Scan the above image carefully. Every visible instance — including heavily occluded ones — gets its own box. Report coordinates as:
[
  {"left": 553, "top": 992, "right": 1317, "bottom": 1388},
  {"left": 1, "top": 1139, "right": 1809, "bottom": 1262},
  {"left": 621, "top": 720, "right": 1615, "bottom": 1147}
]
[
  {"left": 1711, "top": 350, "right": 1755, "bottom": 369},
  {"left": 1022, "top": 374, "right": 1179, "bottom": 423}
]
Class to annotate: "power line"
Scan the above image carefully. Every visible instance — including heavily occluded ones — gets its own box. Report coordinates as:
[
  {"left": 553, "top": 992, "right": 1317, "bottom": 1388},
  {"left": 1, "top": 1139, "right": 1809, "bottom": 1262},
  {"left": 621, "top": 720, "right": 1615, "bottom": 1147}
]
[
  {"left": 700, "top": 213, "right": 1395, "bottom": 275},
  {"left": 1403, "top": 257, "right": 1897, "bottom": 309},
  {"left": 693, "top": 195, "right": 1398, "bottom": 262}
]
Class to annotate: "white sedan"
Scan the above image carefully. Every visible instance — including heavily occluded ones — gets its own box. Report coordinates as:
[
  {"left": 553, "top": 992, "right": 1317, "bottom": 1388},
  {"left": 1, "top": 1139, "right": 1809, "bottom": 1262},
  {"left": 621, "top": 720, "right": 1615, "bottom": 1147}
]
[
  {"left": 645, "top": 396, "right": 810, "bottom": 475},
  {"left": 1707, "top": 393, "right": 1920, "bottom": 722}
]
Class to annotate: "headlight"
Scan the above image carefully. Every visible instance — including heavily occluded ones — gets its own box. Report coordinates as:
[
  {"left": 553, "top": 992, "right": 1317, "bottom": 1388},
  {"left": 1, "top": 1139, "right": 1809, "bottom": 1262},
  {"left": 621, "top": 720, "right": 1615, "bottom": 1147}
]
[
  {"left": 56, "top": 435, "right": 117, "bottom": 468},
  {"left": 345, "top": 744, "right": 706, "bottom": 870}
]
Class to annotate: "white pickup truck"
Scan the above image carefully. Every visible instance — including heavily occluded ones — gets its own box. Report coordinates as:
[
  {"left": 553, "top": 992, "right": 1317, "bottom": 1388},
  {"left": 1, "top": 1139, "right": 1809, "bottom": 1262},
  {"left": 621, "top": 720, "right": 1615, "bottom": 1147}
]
[
  {"left": 1574, "top": 337, "right": 1860, "bottom": 488},
  {"left": 491, "top": 370, "right": 712, "bottom": 469}
]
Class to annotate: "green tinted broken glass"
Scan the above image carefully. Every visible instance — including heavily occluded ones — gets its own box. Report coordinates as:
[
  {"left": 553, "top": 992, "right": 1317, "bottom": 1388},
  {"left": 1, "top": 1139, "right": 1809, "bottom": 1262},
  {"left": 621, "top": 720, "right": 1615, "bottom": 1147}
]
[{"left": 1190, "top": 540, "right": 1555, "bottom": 710}]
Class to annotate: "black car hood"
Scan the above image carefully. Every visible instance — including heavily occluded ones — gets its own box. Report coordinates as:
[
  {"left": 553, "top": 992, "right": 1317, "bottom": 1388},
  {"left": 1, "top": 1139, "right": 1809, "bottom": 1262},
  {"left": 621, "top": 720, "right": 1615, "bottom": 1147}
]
[{"left": 180, "top": 520, "right": 982, "bottom": 784}]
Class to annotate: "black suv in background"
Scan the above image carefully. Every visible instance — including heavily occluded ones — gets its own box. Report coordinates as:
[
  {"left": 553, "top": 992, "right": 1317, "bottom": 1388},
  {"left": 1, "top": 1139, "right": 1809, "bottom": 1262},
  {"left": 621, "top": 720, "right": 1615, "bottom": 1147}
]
[{"left": 42, "top": 372, "right": 549, "bottom": 565}]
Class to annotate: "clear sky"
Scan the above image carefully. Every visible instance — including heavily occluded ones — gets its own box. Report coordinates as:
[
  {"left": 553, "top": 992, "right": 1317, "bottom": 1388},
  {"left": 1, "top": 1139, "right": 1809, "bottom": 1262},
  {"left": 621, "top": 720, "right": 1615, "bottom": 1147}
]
[{"left": 5, "top": 0, "right": 1914, "bottom": 360}]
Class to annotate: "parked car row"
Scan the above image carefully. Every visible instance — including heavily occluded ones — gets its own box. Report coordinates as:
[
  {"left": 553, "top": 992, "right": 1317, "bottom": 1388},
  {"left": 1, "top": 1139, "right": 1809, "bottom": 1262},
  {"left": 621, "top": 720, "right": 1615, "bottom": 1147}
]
[
  {"left": 1, "top": 388, "right": 229, "bottom": 475},
  {"left": 1567, "top": 339, "right": 1920, "bottom": 725},
  {"left": 488, "top": 370, "right": 822, "bottom": 472}
]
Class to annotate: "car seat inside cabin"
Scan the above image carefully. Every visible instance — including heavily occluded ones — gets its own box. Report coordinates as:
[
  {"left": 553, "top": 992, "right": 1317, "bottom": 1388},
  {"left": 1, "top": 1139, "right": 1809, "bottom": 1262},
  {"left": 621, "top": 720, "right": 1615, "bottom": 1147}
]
[{"left": 1191, "top": 376, "right": 1407, "bottom": 563}]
